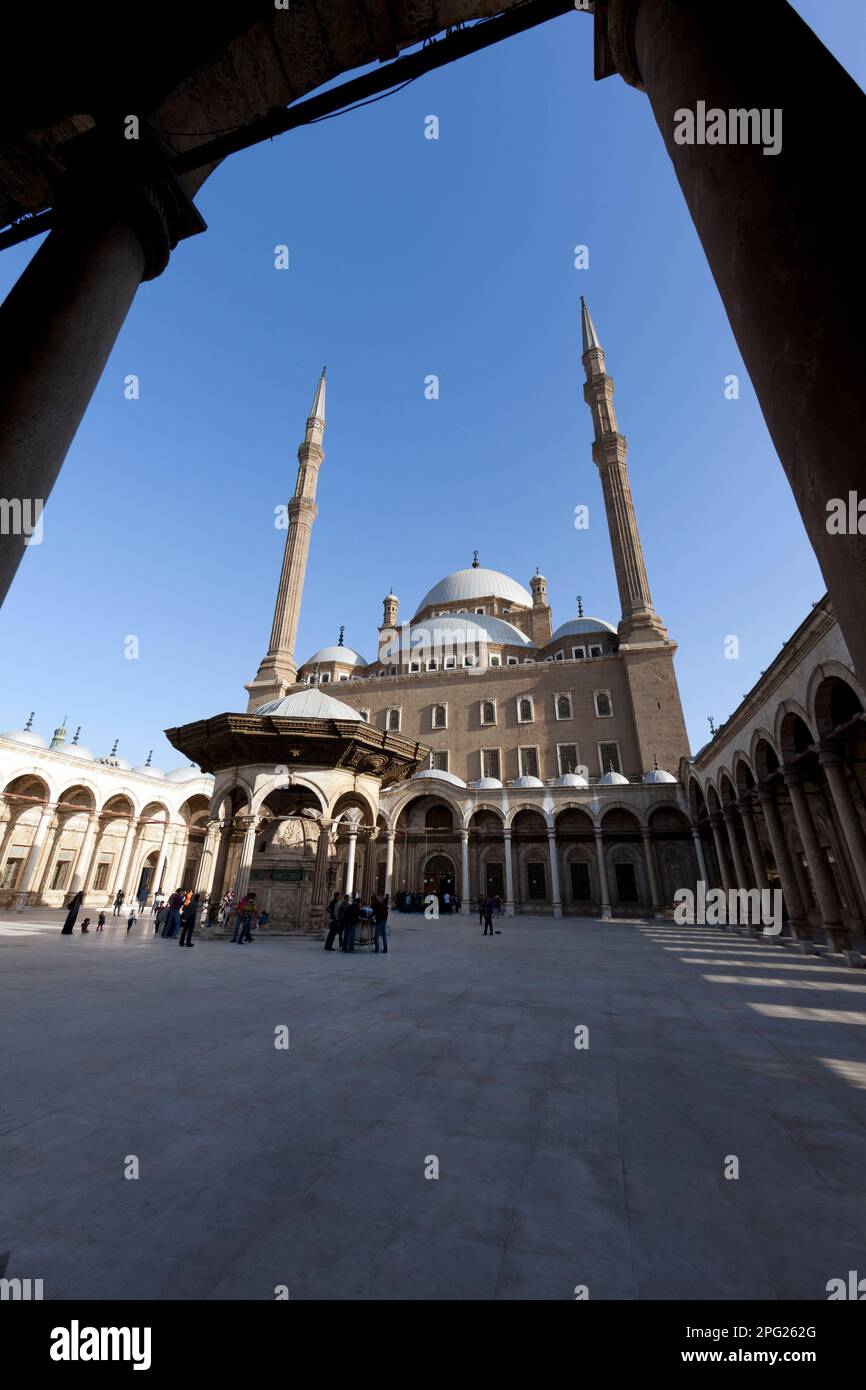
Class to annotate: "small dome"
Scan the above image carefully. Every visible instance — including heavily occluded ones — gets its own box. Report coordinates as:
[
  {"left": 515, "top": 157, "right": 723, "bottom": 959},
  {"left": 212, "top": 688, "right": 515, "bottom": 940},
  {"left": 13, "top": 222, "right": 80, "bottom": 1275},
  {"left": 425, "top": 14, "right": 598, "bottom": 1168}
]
[
  {"left": 1, "top": 728, "right": 48, "bottom": 748},
  {"left": 599, "top": 769, "right": 629, "bottom": 786},
  {"left": 380, "top": 612, "right": 534, "bottom": 659},
  {"left": 512, "top": 775, "right": 544, "bottom": 788},
  {"left": 411, "top": 768, "right": 467, "bottom": 788},
  {"left": 303, "top": 645, "right": 368, "bottom": 668},
  {"left": 166, "top": 766, "right": 207, "bottom": 782},
  {"left": 470, "top": 777, "right": 503, "bottom": 790},
  {"left": 98, "top": 754, "right": 132, "bottom": 770},
  {"left": 253, "top": 689, "right": 366, "bottom": 722},
  {"left": 64, "top": 743, "right": 94, "bottom": 761},
  {"left": 643, "top": 768, "right": 677, "bottom": 784},
  {"left": 133, "top": 763, "right": 166, "bottom": 779},
  {"left": 555, "top": 772, "right": 589, "bottom": 788},
  {"left": 551, "top": 616, "right": 617, "bottom": 641}
]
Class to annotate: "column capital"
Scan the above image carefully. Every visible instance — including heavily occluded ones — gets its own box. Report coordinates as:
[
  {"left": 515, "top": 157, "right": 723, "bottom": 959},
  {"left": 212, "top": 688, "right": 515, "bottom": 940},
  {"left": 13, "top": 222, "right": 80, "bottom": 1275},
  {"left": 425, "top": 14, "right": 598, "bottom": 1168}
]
[
  {"left": 57, "top": 125, "right": 206, "bottom": 281},
  {"left": 597, "top": 0, "right": 645, "bottom": 91},
  {"left": 816, "top": 741, "right": 844, "bottom": 767},
  {"left": 386, "top": 827, "right": 396, "bottom": 841},
  {"left": 783, "top": 766, "right": 802, "bottom": 789},
  {"left": 459, "top": 828, "right": 469, "bottom": 842},
  {"left": 593, "top": 825, "right": 604, "bottom": 838}
]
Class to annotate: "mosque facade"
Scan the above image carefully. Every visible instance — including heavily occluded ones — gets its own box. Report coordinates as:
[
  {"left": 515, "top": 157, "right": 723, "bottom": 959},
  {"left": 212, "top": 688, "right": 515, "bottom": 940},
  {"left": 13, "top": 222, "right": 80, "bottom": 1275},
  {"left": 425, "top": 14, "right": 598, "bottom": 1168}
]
[{"left": 3, "top": 302, "right": 864, "bottom": 943}]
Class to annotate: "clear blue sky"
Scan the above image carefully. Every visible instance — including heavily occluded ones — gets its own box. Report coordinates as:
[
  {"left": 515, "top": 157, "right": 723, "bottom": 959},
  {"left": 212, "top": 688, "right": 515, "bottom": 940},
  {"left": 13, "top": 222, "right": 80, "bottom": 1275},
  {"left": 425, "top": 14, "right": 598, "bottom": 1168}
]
[{"left": 1, "top": 1, "right": 862, "bottom": 769}]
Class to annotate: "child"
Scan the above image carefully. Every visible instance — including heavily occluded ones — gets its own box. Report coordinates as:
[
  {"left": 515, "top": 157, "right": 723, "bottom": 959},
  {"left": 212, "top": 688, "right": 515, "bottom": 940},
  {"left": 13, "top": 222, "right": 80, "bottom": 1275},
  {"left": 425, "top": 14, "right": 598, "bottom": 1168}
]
[
  {"left": 127, "top": 911, "right": 137, "bottom": 933},
  {"left": 96, "top": 912, "right": 106, "bottom": 932},
  {"left": 80, "top": 918, "right": 90, "bottom": 933}
]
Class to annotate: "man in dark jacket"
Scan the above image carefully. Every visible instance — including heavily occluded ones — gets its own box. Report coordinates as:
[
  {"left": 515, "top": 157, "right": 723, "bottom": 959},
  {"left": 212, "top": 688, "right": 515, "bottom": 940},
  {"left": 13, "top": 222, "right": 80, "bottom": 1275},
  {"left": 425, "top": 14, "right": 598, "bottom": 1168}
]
[
  {"left": 372, "top": 895, "right": 389, "bottom": 953},
  {"left": 324, "top": 894, "right": 341, "bottom": 950},
  {"left": 162, "top": 889, "right": 183, "bottom": 938},
  {"left": 341, "top": 894, "right": 361, "bottom": 953}
]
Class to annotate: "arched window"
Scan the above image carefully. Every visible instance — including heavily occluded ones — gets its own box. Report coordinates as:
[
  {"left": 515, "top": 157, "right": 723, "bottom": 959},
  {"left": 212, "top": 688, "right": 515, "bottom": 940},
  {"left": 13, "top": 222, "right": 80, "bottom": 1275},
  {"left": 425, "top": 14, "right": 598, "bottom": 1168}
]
[
  {"left": 518, "top": 697, "right": 534, "bottom": 724},
  {"left": 481, "top": 700, "right": 496, "bottom": 726},
  {"left": 432, "top": 704, "right": 447, "bottom": 730},
  {"left": 594, "top": 691, "right": 613, "bottom": 718},
  {"left": 387, "top": 708, "right": 401, "bottom": 732},
  {"left": 556, "top": 694, "right": 572, "bottom": 720}
]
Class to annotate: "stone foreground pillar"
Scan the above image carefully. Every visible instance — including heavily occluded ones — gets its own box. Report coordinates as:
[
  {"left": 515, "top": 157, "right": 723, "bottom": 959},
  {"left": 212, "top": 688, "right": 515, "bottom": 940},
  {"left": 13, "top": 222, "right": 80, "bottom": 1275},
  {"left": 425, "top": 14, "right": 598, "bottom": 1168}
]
[
  {"left": 594, "top": 827, "right": 612, "bottom": 921},
  {"left": 784, "top": 770, "right": 847, "bottom": 950},
  {"left": 547, "top": 828, "right": 563, "bottom": 918},
  {"left": 15, "top": 804, "right": 54, "bottom": 912},
  {"left": 818, "top": 745, "right": 866, "bottom": 919},
  {"left": 739, "top": 799, "right": 771, "bottom": 893},
  {"left": 69, "top": 812, "right": 99, "bottom": 895},
  {"left": 460, "top": 830, "right": 470, "bottom": 911},
  {"left": 345, "top": 828, "right": 358, "bottom": 896},
  {"left": 690, "top": 827, "right": 709, "bottom": 886},
  {"left": 756, "top": 784, "right": 808, "bottom": 940},
  {"left": 599, "top": 0, "right": 866, "bottom": 686},
  {"left": 640, "top": 828, "right": 664, "bottom": 919},
  {"left": 384, "top": 829, "right": 396, "bottom": 900},
  {"left": 503, "top": 829, "right": 515, "bottom": 917},
  {"left": 709, "top": 813, "right": 734, "bottom": 894}
]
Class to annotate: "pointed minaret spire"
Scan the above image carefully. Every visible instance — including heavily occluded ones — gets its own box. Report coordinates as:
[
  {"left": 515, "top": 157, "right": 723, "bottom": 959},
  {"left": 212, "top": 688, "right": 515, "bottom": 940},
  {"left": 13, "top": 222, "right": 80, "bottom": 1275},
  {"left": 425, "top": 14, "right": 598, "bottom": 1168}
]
[
  {"left": 246, "top": 369, "right": 329, "bottom": 710},
  {"left": 145, "top": 750, "right": 153, "bottom": 767},
  {"left": 71, "top": 726, "right": 81, "bottom": 746},
  {"left": 580, "top": 296, "right": 601, "bottom": 354},
  {"left": 581, "top": 300, "right": 668, "bottom": 645},
  {"left": 49, "top": 715, "right": 68, "bottom": 750},
  {"left": 24, "top": 711, "right": 34, "bottom": 731}
]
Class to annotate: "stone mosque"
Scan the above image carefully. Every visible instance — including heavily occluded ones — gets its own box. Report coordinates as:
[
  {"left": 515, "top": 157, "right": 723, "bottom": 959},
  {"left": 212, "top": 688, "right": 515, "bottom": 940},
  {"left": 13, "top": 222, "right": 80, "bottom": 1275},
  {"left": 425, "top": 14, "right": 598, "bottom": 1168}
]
[{"left": 2, "top": 302, "right": 865, "bottom": 951}]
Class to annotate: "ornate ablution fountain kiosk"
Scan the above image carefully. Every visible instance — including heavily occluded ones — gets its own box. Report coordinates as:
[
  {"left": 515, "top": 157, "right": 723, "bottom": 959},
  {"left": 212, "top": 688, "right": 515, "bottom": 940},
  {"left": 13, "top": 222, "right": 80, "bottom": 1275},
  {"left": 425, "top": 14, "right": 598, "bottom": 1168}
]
[{"left": 165, "top": 689, "right": 426, "bottom": 935}]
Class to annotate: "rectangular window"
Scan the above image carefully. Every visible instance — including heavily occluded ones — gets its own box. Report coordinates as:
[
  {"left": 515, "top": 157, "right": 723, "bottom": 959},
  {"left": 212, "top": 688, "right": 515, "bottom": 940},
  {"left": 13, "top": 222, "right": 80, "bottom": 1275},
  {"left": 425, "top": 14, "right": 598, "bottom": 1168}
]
[
  {"left": 555, "top": 650, "right": 564, "bottom": 661},
  {"left": 463, "top": 655, "right": 477, "bottom": 667},
  {"left": 307, "top": 674, "right": 317, "bottom": 684},
  {"left": 558, "top": 744, "right": 579, "bottom": 775},
  {"left": 431, "top": 750, "right": 449, "bottom": 772},
  {"left": 93, "top": 862, "right": 110, "bottom": 891},
  {"left": 482, "top": 748, "right": 501, "bottom": 780},
  {"left": 599, "top": 741, "right": 622, "bottom": 775},
  {"left": 475, "top": 607, "right": 485, "bottom": 614},
  {"left": 432, "top": 705, "right": 447, "bottom": 729},
  {"left": 320, "top": 672, "right": 331, "bottom": 683},
  {"left": 507, "top": 657, "right": 518, "bottom": 666},
  {"left": 527, "top": 863, "right": 547, "bottom": 900},
  {"left": 427, "top": 659, "right": 438, "bottom": 670},
  {"left": 490, "top": 655, "right": 501, "bottom": 667},
  {"left": 409, "top": 661, "right": 420, "bottom": 673},
  {"left": 570, "top": 862, "right": 591, "bottom": 901},
  {"left": 444, "top": 656, "right": 456, "bottom": 669},
  {"left": 519, "top": 746, "right": 539, "bottom": 779},
  {"left": 572, "top": 647, "right": 586, "bottom": 660},
  {"left": 51, "top": 860, "right": 71, "bottom": 891},
  {"left": 338, "top": 674, "right": 348, "bottom": 681},
  {"left": 589, "top": 645, "right": 602, "bottom": 658},
  {"left": 1, "top": 858, "right": 23, "bottom": 890}
]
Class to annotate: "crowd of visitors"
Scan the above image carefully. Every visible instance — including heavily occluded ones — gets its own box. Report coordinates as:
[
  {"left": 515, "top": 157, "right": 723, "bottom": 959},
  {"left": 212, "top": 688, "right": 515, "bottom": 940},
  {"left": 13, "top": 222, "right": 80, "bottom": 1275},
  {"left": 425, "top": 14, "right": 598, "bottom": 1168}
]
[{"left": 324, "top": 892, "right": 390, "bottom": 953}]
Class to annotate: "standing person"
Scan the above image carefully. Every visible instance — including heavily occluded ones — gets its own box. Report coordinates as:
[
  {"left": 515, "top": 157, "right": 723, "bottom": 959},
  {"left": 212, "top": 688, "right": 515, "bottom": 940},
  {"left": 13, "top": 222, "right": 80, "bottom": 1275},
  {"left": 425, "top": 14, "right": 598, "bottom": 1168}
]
[
  {"left": 162, "top": 888, "right": 183, "bottom": 939},
  {"left": 150, "top": 892, "right": 162, "bottom": 916},
  {"left": 61, "top": 890, "right": 83, "bottom": 935},
  {"left": 342, "top": 894, "right": 360, "bottom": 953},
  {"left": 482, "top": 897, "right": 494, "bottom": 936},
  {"left": 479, "top": 897, "right": 486, "bottom": 927},
  {"left": 494, "top": 895, "right": 502, "bottom": 918},
  {"left": 336, "top": 893, "right": 350, "bottom": 950},
  {"left": 96, "top": 911, "right": 106, "bottom": 932},
  {"left": 137, "top": 886, "right": 148, "bottom": 915},
  {"left": 126, "top": 910, "right": 136, "bottom": 932},
  {"left": 238, "top": 894, "right": 256, "bottom": 944},
  {"left": 324, "top": 893, "right": 341, "bottom": 951},
  {"left": 80, "top": 917, "right": 91, "bottom": 933},
  {"left": 230, "top": 894, "right": 247, "bottom": 943},
  {"left": 112, "top": 889, "right": 123, "bottom": 917},
  {"left": 372, "top": 894, "right": 389, "bottom": 954},
  {"left": 178, "top": 892, "right": 200, "bottom": 948}
]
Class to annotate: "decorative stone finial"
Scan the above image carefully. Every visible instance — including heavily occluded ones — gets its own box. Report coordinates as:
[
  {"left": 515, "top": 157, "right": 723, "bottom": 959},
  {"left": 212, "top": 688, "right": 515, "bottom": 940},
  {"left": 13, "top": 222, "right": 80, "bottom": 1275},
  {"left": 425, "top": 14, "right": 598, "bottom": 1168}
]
[
  {"left": 71, "top": 727, "right": 81, "bottom": 746},
  {"left": 471, "top": 550, "right": 479, "bottom": 569},
  {"left": 24, "top": 711, "right": 34, "bottom": 731},
  {"left": 577, "top": 595, "right": 584, "bottom": 618},
  {"left": 145, "top": 750, "right": 153, "bottom": 767},
  {"left": 338, "top": 625, "right": 345, "bottom": 647}
]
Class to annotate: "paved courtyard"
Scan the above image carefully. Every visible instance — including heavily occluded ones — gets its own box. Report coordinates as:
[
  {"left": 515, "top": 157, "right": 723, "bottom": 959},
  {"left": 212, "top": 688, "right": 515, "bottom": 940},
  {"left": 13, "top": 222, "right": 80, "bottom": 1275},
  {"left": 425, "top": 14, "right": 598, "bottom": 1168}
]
[{"left": 1, "top": 909, "right": 866, "bottom": 1300}]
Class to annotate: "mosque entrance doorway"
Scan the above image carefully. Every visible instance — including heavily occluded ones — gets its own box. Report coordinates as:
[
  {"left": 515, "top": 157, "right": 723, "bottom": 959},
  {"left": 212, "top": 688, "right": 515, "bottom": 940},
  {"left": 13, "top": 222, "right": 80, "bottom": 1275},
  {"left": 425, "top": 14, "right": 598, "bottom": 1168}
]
[{"left": 423, "top": 854, "right": 455, "bottom": 900}]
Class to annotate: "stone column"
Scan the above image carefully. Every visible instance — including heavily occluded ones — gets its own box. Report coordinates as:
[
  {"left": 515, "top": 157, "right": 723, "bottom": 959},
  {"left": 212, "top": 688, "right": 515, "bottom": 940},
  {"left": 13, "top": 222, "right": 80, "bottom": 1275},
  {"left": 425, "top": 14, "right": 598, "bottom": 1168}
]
[
  {"left": 208, "top": 821, "right": 234, "bottom": 916},
  {"left": 233, "top": 817, "right": 258, "bottom": 903},
  {"left": 818, "top": 743, "right": 866, "bottom": 918},
  {"left": 739, "top": 798, "right": 771, "bottom": 892},
  {"left": 151, "top": 820, "right": 172, "bottom": 897},
  {"left": 784, "top": 769, "right": 847, "bottom": 950},
  {"left": 641, "top": 828, "right": 664, "bottom": 919},
  {"left": 690, "top": 827, "right": 709, "bottom": 886},
  {"left": 756, "top": 784, "right": 809, "bottom": 940},
  {"left": 599, "top": 0, "right": 866, "bottom": 686},
  {"left": 15, "top": 804, "right": 54, "bottom": 911},
  {"left": 709, "top": 813, "right": 734, "bottom": 893},
  {"left": 361, "top": 828, "right": 379, "bottom": 903},
  {"left": 194, "top": 822, "right": 220, "bottom": 895},
  {"left": 69, "top": 812, "right": 100, "bottom": 895},
  {"left": 114, "top": 819, "right": 138, "bottom": 904},
  {"left": 162, "top": 829, "right": 187, "bottom": 896},
  {"left": 546, "top": 827, "right": 562, "bottom": 918},
  {"left": 503, "top": 828, "right": 515, "bottom": 916},
  {"left": 460, "top": 829, "right": 470, "bottom": 911},
  {"left": 308, "top": 819, "right": 333, "bottom": 934},
  {"left": 384, "top": 829, "right": 396, "bottom": 900},
  {"left": 0, "top": 136, "right": 206, "bottom": 606},
  {"left": 594, "top": 826, "right": 612, "bottom": 921},
  {"left": 722, "top": 807, "right": 750, "bottom": 888},
  {"left": 345, "top": 827, "right": 358, "bottom": 896}
]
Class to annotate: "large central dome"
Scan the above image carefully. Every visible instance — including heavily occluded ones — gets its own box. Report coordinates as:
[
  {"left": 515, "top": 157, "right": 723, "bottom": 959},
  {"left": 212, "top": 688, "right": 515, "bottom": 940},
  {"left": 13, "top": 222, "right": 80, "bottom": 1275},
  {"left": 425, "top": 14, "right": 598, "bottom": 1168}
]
[{"left": 415, "top": 567, "right": 533, "bottom": 616}]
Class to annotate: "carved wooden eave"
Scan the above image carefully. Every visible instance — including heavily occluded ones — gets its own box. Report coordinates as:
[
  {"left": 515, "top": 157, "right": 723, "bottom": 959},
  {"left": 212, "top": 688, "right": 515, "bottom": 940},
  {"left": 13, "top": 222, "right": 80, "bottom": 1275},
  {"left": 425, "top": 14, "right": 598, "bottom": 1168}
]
[{"left": 164, "top": 711, "right": 428, "bottom": 788}]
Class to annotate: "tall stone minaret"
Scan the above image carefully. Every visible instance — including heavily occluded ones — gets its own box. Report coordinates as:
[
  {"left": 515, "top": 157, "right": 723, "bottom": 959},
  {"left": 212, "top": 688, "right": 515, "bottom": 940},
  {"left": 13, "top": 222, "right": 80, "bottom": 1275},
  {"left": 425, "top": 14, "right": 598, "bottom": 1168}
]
[
  {"left": 245, "top": 369, "right": 326, "bottom": 711},
  {"left": 580, "top": 298, "right": 667, "bottom": 646}
]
